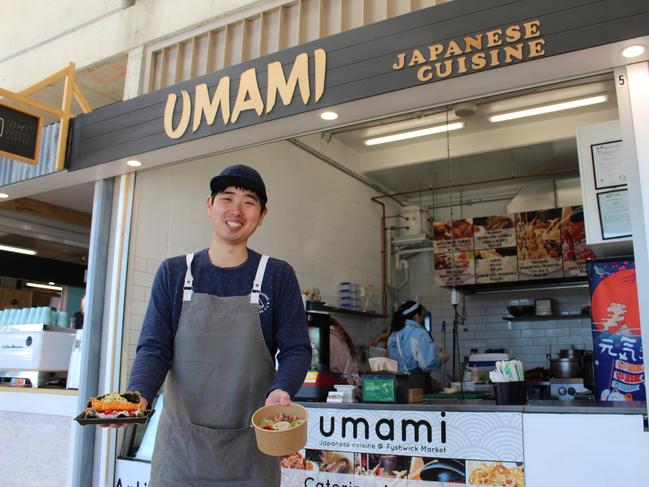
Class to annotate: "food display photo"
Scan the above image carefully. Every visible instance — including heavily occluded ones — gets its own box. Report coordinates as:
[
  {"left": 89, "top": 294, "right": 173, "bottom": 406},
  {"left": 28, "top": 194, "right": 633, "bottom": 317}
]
[
  {"left": 75, "top": 391, "right": 151, "bottom": 425},
  {"left": 475, "top": 247, "right": 518, "bottom": 284},
  {"left": 354, "top": 453, "right": 410, "bottom": 485},
  {"left": 473, "top": 215, "right": 516, "bottom": 250},
  {"left": 434, "top": 251, "right": 476, "bottom": 286},
  {"left": 433, "top": 219, "right": 475, "bottom": 254},
  {"left": 407, "top": 457, "right": 467, "bottom": 485},
  {"left": 466, "top": 460, "right": 525, "bottom": 487},
  {"left": 515, "top": 209, "right": 564, "bottom": 280},
  {"left": 301, "top": 450, "right": 355, "bottom": 485},
  {"left": 561, "top": 206, "right": 597, "bottom": 277}
]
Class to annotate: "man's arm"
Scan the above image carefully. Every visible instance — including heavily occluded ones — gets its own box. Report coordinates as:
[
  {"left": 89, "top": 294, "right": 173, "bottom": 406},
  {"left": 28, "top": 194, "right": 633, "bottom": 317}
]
[
  {"left": 127, "top": 261, "right": 176, "bottom": 405},
  {"left": 267, "top": 264, "right": 311, "bottom": 402}
]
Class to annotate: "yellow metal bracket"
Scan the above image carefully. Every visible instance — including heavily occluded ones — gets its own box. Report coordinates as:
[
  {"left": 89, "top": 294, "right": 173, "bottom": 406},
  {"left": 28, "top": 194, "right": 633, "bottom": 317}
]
[{"left": 0, "top": 63, "right": 92, "bottom": 170}]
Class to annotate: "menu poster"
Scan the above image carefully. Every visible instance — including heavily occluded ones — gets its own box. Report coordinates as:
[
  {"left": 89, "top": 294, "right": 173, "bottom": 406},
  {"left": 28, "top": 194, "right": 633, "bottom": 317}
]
[
  {"left": 516, "top": 208, "right": 564, "bottom": 281},
  {"left": 434, "top": 251, "right": 476, "bottom": 286},
  {"left": 473, "top": 214, "right": 516, "bottom": 250},
  {"left": 475, "top": 247, "right": 518, "bottom": 284},
  {"left": 433, "top": 218, "right": 474, "bottom": 253},
  {"left": 561, "top": 206, "right": 597, "bottom": 277},
  {"left": 597, "top": 189, "right": 632, "bottom": 240},
  {"left": 591, "top": 140, "right": 626, "bottom": 189}
]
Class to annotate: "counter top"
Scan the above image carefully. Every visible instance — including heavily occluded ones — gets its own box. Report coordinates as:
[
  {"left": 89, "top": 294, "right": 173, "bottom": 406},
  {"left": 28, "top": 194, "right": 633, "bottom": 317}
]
[
  {"left": 0, "top": 386, "right": 79, "bottom": 416},
  {"left": 300, "top": 399, "right": 647, "bottom": 415}
]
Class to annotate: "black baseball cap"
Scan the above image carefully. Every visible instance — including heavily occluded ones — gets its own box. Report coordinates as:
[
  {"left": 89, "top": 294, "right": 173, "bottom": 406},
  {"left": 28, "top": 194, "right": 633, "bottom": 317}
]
[{"left": 209, "top": 164, "right": 267, "bottom": 207}]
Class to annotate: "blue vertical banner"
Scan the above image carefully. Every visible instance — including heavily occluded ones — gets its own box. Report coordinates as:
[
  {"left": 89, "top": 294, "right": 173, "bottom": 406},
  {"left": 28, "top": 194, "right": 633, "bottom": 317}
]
[{"left": 587, "top": 258, "right": 645, "bottom": 401}]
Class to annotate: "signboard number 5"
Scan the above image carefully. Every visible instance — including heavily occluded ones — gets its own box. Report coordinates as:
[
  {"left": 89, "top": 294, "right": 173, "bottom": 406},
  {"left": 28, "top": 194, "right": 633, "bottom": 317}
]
[{"left": 618, "top": 74, "right": 625, "bottom": 86}]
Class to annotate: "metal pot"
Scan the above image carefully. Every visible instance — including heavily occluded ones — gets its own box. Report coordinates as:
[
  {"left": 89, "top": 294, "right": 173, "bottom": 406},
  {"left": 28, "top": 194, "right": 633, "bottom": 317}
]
[
  {"left": 546, "top": 354, "right": 582, "bottom": 378},
  {"left": 558, "top": 348, "right": 586, "bottom": 361}
]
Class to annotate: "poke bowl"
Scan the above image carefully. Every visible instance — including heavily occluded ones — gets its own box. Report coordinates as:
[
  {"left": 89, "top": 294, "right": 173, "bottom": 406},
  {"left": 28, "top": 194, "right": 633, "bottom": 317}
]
[{"left": 251, "top": 403, "right": 308, "bottom": 456}]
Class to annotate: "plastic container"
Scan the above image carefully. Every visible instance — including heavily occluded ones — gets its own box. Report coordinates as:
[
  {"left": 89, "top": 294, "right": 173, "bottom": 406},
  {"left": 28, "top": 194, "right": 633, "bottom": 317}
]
[
  {"left": 251, "top": 403, "right": 308, "bottom": 456},
  {"left": 494, "top": 381, "right": 527, "bottom": 405}
]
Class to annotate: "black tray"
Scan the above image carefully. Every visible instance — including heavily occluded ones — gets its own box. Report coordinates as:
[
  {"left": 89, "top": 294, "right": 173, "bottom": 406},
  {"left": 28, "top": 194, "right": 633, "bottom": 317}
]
[{"left": 74, "top": 409, "right": 155, "bottom": 426}]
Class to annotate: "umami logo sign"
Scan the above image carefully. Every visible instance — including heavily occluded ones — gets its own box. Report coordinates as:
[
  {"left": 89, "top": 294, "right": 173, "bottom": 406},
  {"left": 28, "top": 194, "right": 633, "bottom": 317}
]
[
  {"left": 163, "top": 49, "right": 326, "bottom": 139},
  {"left": 306, "top": 408, "right": 524, "bottom": 460},
  {"left": 392, "top": 20, "right": 545, "bottom": 82}
]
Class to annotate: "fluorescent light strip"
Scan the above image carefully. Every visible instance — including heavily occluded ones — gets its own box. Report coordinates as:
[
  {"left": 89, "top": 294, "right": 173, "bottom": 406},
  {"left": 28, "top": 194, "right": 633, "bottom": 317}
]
[
  {"left": 364, "top": 121, "right": 465, "bottom": 146},
  {"left": 0, "top": 244, "right": 37, "bottom": 256},
  {"left": 26, "top": 282, "right": 63, "bottom": 291},
  {"left": 488, "top": 95, "right": 608, "bottom": 123}
]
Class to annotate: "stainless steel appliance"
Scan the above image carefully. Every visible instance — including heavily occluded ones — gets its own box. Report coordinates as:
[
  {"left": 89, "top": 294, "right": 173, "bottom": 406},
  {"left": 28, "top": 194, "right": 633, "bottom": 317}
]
[
  {"left": 0, "top": 324, "right": 75, "bottom": 387},
  {"left": 550, "top": 378, "right": 592, "bottom": 400}
]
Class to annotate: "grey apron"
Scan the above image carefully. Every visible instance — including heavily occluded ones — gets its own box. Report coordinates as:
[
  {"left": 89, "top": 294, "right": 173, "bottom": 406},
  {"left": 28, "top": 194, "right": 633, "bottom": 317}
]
[{"left": 150, "top": 253, "right": 280, "bottom": 487}]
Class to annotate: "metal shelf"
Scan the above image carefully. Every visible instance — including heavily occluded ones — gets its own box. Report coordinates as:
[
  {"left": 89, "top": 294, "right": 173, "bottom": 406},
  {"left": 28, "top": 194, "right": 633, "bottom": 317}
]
[
  {"left": 306, "top": 304, "right": 387, "bottom": 319},
  {"left": 502, "top": 313, "right": 591, "bottom": 322}
]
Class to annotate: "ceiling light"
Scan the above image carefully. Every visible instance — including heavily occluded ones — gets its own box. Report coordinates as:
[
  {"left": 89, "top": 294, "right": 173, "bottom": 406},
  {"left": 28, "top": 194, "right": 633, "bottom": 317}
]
[
  {"left": 48, "top": 282, "right": 56, "bottom": 286},
  {"left": 488, "top": 95, "right": 608, "bottom": 123},
  {"left": 320, "top": 111, "right": 339, "bottom": 121},
  {"left": 126, "top": 159, "right": 142, "bottom": 167},
  {"left": 26, "top": 282, "right": 63, "bottom": 291},
  {"left": 364, "top": 121, "right": 465, "bottom": 146},
  {"left": 622, "top": 45, "right": 646, "bottom": 58},
  {"left": 0, "top": 193, "right": 8, "bottom": 198},
  {"left": 0, "top": 244, "right": 37, "bottom": 256}
]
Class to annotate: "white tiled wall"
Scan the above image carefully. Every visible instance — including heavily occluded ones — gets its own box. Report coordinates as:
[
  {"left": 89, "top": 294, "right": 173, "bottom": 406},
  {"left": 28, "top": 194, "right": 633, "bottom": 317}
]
[{"left": 121, "top": 140, "right": 389, "bottom": 384}]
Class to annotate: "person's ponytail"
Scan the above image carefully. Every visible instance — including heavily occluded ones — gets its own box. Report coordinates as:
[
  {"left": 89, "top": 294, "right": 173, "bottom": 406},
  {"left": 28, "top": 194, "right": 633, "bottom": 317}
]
[{"left": 390, "top": 300, "right": 422, "bottom": 334}]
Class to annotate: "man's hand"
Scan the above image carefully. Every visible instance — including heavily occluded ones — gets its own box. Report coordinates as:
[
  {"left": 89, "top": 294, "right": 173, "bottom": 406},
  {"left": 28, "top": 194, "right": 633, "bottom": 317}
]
[
  {"left": 438, "top": 351, "right": 450, "bottom": 364},
  {"left": 265, "top": 389, "right": 290, "bottom": 406}
]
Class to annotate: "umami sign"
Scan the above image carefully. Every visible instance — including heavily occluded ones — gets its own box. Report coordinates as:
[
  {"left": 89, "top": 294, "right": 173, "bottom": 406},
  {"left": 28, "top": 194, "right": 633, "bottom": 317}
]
[
  {"left": 163, "top": 48, "right": 327, "bottom": 139},
  {"left": 0, "top": 102, "right": 42, "bottom": 164}
]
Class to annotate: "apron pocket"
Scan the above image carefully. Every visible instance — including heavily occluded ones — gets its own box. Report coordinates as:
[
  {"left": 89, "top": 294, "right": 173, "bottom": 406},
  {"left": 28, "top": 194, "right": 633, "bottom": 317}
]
[{"left": 186, "top": 423, "right": 254, "bottom": 481}]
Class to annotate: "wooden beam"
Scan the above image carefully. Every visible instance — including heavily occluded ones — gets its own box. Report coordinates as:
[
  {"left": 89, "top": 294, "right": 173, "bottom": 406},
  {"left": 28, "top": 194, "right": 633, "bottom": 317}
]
[
  {"left": 0, "top": 197, "right": 92, "bottom": 228},
  {"left": 0, "top": 86, "right": 67, "bottom": 117},
  {"left": 72, "top": 84, "right": 92, "bottom": 113},
  {"left": 56, "top": 65, "right": 75, "bottom": 171},
  {"left": 18, "top": 64, "right": 71, "bottom": 97}
]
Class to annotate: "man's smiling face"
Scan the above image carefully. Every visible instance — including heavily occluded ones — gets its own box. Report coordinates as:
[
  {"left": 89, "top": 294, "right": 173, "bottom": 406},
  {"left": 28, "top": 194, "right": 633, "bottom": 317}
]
[{"left": 207, "top": 186, "right": 267, "bottom": 246}]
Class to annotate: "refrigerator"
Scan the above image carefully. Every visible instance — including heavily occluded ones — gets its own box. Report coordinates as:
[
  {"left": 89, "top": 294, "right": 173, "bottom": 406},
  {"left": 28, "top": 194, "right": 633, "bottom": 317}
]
[{"left": 587, "top": 258, "right": 645, "bottom": 401}]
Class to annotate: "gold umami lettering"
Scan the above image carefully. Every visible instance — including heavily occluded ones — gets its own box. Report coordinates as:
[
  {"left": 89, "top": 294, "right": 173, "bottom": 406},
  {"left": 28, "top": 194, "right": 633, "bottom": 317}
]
[
  {"left": 266, "top": 53, "right": 310, "bottom": 114},
  {"left": 314, "top": 48, "right": 326, "bottom": 102},
  {"left": 231, "top": 68, "right": 264, "bottom": 124},
  {"left": 192, "top": 78, "right": 231, "bottom": 132},
  {"left": 164, "top": 90, "right": 191, "bottom": 139}
]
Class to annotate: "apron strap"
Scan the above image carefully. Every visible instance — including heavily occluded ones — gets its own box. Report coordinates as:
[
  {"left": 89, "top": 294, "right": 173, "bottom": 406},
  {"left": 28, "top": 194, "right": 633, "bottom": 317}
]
[
  {"left": 183, "top": 253, "right": 195, "bottom": 302},
  {"left": 250, "top": 255, "right": 269, "bottom": 304}
]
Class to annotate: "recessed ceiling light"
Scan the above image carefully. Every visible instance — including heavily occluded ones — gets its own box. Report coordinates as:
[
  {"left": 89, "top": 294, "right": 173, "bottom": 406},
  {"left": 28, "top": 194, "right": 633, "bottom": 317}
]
[
  {"left": 48, "top": 282, "right": 56, "bottom": 286},
  {"left": 126, "top": 159, "right": 142, "bottom": 167},
  {"left": 0, "top": 244, "right": 37, "bottom": 256},
  {"left": 26, "top": 282, "right": 63, "bottom": 291},
  {"left": 488, "top": 95, "right": 608, "bottom": 123},
  {"left": 364, "top": 121, "right": 465, "bottom": 146},
  {"left": 320, "top": 111, "right": 339, "bottom": 121},
  {"left": 0, "top": 193, "right": 9, "bottom": 199},
  {"left": 622, "top": 45, "right": 645, "bottom": 58}
]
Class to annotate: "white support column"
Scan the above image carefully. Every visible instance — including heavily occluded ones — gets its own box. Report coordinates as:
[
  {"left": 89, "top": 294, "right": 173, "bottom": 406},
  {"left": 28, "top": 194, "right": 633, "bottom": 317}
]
[{"left": 615, "top": 61, "right": 649, "bottom": 390}]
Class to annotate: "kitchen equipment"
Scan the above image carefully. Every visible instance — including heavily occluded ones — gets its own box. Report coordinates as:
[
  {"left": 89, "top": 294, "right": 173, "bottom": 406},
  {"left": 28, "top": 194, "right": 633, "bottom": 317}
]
[
  {"left": 398, "top": 206, "right": 430, "bottom": 236},
  {"left": 463, "top": 352, "right": 511, "bottom": 382},
  {"left": 0, "top": 323, "right": 75, "bottom": 387},
  {"left": 494, "top": 381, "right": 527, "bottom": 405},
  {"left": 535, "top": 298, "right": 554, "bottom": 316},
  {"left": 506, "top": 305, "right": 535, "bottom": 317},
  {"left": 550, "top": 378, "right": 591, "bottom": 400},
  {"left": 361, "top": 372, "right": 409, "bottom": 403},
  {"left": 66, "top": 328, "right": 83, "bottom": 389},
  {"left": 546, "top": 354, "right": 582, "bottom": 378}
]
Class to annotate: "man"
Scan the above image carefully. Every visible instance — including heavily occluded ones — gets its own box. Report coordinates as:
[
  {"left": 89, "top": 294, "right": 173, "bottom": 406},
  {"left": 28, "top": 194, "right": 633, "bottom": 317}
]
[{"left": 127, "top": 164, "right": 311, "bottom": 486}]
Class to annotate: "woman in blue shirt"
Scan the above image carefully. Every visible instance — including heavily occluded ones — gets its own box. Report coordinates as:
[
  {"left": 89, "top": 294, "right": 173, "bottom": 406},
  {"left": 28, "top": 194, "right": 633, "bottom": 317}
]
[{"left": 388, "top": 300, "right": 448, "bottom": 391}]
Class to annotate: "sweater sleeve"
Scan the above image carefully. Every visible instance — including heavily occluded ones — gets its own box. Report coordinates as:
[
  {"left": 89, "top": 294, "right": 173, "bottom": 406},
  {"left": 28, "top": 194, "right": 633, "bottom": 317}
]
[
  {"left": 268, "top": 264, "right": 311, "bottom": 397},
  {"left": 127, "top": 261, "right": 176, "bottom": 404}
]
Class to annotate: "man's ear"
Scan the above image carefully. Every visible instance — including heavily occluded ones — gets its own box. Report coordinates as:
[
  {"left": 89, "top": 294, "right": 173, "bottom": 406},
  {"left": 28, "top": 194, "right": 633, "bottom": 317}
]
[
  {"left": 258, "top": 206, "right": 269, "bottom": 226},
  {"left": 206, "top": 194, "right": 214, "bottom": 214}
]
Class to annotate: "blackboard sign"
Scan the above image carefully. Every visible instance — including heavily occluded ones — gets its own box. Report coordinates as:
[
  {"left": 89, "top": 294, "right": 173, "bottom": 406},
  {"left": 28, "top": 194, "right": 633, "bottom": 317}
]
[{"left": 0, "top": 102, "right": 42, "bottom": 164}]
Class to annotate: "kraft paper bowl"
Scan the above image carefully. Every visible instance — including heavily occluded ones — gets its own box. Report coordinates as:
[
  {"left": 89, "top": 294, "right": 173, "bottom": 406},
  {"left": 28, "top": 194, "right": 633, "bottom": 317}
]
[{"left": 251, "top": 403, "right": 308, "bottom": 457}]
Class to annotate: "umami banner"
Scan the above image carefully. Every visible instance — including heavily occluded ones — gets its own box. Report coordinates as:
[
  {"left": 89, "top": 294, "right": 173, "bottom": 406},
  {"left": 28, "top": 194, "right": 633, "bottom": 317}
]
[{"left": 280, "top": 407, "right": 524, "bottom": 486}]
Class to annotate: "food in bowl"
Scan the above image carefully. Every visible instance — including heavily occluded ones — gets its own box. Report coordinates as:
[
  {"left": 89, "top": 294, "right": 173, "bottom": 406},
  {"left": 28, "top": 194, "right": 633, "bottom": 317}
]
[
  {"left": 85, "top": 391, "right": 144, "bottom": 419},
  {"left": 259, "top": 412, "right": 306, "bottom": 431}
]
